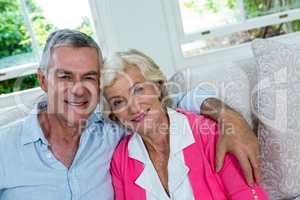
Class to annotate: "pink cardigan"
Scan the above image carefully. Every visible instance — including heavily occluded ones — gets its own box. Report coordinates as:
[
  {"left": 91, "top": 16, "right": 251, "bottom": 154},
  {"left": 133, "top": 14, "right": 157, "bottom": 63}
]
[{"left": 110, "top": 109, "right": 269, "bottom": 200}]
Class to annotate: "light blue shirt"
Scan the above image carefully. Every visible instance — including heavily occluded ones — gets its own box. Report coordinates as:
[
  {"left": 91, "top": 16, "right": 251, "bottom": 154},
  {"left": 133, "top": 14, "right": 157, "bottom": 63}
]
[
  {"left": 0, "top": 88, "right": 216, "bottom": 200},
  {"left": 170, "top": 87, "right": 217, "bottom": 113},
  {"left": 0, "top": 102, "right": 124, "bottom": 200}
]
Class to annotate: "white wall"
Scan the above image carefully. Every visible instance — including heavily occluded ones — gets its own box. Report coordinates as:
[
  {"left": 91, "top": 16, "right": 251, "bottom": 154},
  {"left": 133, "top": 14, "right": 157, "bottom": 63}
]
[
  {"left": 89, "top": 0, "right": 176, "bottom": 77},
  {"left": 90, "top": 0, "right": 300, "bottom": 77}
]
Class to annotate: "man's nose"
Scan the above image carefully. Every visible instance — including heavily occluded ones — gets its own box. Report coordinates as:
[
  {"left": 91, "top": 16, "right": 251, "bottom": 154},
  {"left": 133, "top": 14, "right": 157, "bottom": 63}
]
[{"left": 70, "top": 81, "right": 85, "bottom": 96}]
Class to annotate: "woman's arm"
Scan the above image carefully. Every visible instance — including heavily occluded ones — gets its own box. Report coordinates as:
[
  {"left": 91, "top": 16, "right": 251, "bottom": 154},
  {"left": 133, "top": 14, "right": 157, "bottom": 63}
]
[{"left": 218, "top": 154, "right": 269, "bottom": 200}]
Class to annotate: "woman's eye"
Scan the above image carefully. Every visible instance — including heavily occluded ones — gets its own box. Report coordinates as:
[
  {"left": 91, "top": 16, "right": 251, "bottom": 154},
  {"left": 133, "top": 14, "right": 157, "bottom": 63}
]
[
  {"left": 133, "top": 86, "right": 144, "bottom": 95},
  {"left": 111, "top": 99, "right": 125, "bottom": 109}
]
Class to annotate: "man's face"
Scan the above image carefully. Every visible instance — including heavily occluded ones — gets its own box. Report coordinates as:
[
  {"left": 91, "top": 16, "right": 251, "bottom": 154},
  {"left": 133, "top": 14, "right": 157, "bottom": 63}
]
[{"left": 38, "top": 47, "right": 101, "bottom": 126}]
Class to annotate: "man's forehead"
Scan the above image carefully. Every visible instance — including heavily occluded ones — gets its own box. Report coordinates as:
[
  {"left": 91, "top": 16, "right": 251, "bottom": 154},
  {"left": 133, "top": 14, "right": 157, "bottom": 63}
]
[{"left": 48, "top": 46, "right": 101, "bottom": 73}]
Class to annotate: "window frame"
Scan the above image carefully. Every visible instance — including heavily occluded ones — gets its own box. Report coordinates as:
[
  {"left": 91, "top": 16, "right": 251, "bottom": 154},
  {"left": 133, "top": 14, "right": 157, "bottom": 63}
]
[
  {"left": 0, "top": 0, "right": 40, "bottom": 82},
  {"left": 0, "top": 0, "right": 99, "bottom": 84},
  {"left": 166, "top": 0, "right": 300, "bottom": 53}
]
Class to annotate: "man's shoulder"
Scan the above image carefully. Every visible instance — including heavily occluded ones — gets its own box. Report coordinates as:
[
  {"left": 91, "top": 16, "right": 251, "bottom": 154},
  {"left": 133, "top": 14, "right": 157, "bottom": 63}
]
[
  {"left": 0, "top": 119, "right": 27, "bottom": 158},
  {"left": 99, "top": 118, "right": 125, "bottom": 146},
  {"left": 0, "top": 119, "right": 25, "bottom": 141}
]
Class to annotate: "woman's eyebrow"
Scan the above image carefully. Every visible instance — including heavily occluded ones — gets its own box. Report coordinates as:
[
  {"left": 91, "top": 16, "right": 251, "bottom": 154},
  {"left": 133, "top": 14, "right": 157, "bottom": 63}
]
[{"left": 108, "top": 96, "right": 124, "bottom": 102}]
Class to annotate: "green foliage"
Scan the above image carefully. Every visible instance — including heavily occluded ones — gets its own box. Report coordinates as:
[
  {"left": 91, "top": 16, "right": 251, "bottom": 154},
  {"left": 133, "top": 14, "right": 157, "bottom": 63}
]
[
  {"left": 77, "top": 17, "right": 93, "bottom": 37},
  {"left": 0, "top": 0, "right": 97, "bottom": 95},
  {"left": 227, "top": 0, "right": 236, "bottom": 9},
  {"left": 205, "top": 0, "right": 218, "bottom": 13},
  {"left": 0, "top": 0, "right": 32, "bottom": 59},
  {"left": 0, "top": 74, "right": 39, "bottom": 94},
  {"left": 182, "top": 0, "right": 300, "bottom": 37},
  {"left": 244, "top": 0, "right": 300, "bottom": 18},
  {"left": 26, "top": 0, "right": 56, "bottom": 48}
]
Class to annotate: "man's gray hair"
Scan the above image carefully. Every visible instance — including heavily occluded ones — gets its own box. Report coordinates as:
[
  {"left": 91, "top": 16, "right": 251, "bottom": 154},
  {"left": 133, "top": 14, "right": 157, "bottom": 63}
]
[{"left": 39, "top": 29, "right": 103, "bottom": 73}]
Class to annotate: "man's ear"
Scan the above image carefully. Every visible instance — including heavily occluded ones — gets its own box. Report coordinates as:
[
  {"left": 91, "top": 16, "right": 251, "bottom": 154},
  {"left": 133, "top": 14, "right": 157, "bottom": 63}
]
[{"left": 37, "top": 69, "right": 48, "bottom": 93}]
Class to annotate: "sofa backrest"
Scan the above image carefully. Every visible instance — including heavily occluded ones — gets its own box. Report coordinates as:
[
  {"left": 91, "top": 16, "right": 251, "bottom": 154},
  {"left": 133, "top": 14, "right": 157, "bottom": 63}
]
[{"left": 168, "top": 58, "right": 258, "bottom": 129}]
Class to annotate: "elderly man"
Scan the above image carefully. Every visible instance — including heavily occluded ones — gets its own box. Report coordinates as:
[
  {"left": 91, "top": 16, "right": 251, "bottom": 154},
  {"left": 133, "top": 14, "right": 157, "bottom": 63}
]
[{"left": 0, "top": 29, "right": 259, "bottom": 199}]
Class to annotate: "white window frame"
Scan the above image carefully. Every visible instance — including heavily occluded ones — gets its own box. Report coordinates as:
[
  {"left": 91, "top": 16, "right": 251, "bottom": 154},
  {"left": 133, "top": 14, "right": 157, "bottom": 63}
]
[
  {"left": 0, "top": 0, "right": 41, "bottom": 82},
  {"left": 164, "top": 1, "right": 300, "bottom": 52},
  {"left": 0, "top": 0, "right": 99, "bottom": 83},
  {"left": 161, "top": 0, "right": 300, "bottom": 70}
]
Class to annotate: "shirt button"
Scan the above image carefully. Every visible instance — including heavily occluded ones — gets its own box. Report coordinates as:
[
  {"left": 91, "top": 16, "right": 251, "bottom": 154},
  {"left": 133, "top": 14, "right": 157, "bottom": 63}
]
[{"left": 47, "top": 153, "right": 52, "bottom": 159}]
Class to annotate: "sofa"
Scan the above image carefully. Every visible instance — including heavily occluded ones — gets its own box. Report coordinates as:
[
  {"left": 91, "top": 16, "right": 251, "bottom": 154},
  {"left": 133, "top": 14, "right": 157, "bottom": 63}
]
[
  {"left": 0, "top": 39, "right": 299, "bottom": 200},
  {"left": 168, "top": 39, "right": 300, "bottom": 200}
]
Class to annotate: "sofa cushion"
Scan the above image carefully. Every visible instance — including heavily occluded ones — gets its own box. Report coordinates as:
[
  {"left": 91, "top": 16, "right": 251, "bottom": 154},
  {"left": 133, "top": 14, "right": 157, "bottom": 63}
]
[
  {"left": 252, "top": 39, "right": 300, "bottom": 199},
  {"left": 168, "top": 64, "right": 252, "bottom": 126}
]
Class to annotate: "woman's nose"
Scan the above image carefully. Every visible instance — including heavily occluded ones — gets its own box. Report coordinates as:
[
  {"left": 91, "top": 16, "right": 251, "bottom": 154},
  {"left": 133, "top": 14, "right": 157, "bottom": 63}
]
[{"left": 128, "top": 97, "right": 141, "bottom": 114}]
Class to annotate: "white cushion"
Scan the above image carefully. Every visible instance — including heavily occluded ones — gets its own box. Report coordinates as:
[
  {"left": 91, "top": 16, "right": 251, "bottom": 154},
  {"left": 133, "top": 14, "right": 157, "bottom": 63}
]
[
  {"left": 168, "top": 64, "right": 252, "bottom": 126},
  {"left": 252, "top": 39, "right": 300, "bottom": 199}
]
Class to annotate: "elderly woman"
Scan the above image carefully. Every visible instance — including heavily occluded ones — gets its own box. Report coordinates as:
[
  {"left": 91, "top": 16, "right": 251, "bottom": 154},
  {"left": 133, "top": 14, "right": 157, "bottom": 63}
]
[{"left": 102, "top": 50, "right": 269, "bottom": 200}]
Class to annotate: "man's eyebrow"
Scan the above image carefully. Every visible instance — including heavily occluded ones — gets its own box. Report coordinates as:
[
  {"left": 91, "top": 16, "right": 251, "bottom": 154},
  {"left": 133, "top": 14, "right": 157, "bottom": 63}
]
[
  {"left": 55, "top": 69, "right": 72, "bottom": 74},
  {"left": 83, "top": 71, "right": 99, "bottom": 76}
]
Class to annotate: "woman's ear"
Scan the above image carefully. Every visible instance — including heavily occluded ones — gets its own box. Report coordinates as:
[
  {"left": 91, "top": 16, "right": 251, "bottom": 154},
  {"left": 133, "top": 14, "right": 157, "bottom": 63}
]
[{"left": 155, "top": 80, "right": 164, "bottom": 101}]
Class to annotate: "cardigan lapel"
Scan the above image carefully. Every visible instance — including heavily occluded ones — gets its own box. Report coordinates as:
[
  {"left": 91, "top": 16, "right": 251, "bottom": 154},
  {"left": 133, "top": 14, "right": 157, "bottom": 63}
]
[
  {"left": 128, "top": 133, "right": 170, "bottom": 200},
  {"left": 181, "top": 109, "right": 227, "bottom": 200}
]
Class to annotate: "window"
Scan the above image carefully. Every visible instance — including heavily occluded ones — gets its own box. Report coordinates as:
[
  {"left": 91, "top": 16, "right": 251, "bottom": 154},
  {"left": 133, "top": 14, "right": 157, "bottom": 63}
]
[
  {"left": 171, "top": 0, "right": 300, "bottom": 57},
  {"left": 0, "top": 0, "right": 95, "bottom": 94}
]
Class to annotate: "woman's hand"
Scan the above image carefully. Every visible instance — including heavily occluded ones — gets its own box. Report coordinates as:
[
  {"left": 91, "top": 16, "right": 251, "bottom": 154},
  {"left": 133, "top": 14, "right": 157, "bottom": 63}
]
[{"left": 200, "top": 98, "right": 261, "bottom": 186}]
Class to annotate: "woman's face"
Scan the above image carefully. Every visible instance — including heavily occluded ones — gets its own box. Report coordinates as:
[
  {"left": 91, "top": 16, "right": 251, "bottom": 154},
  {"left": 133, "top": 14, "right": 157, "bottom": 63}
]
[{"left": 104, "top": 65, "right": 166, "bottom": 134}]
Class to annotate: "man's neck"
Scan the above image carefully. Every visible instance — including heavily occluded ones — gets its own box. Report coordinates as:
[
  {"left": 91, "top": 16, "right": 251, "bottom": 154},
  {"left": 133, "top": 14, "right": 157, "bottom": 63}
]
[
  {"left": 38, "top": 110, "right": 85, "bottom": 168},
  {"left": 38, "top": 111, "right": 84, "bottom": 141}
]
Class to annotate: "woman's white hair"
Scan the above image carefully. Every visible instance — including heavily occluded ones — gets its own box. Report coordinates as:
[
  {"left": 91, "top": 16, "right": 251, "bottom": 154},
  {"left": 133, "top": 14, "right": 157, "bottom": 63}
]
[{"left": 101, "top": 49, "right": 171, "bottom": 120}]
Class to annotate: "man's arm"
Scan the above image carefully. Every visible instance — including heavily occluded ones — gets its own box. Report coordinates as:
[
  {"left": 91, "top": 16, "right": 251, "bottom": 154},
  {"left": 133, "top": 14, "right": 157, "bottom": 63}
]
[{"left": 200, "top": 98, "right": 260, "bottom": 186}]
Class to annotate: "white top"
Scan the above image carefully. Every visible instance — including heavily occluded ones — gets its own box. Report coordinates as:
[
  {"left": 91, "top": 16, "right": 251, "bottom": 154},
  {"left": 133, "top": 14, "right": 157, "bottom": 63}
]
[{"left": 128, "top": 108, "right": 196, "bottom": 200}]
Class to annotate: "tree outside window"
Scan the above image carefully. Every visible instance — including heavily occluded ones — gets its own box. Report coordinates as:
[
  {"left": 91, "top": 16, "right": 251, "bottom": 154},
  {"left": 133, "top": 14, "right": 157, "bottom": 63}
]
[
  {"left": 0, "top": 0, "right": 94, "bottom": 94},
  {"left": 179, "top": 0, "right": 300, "bottom": 57}
]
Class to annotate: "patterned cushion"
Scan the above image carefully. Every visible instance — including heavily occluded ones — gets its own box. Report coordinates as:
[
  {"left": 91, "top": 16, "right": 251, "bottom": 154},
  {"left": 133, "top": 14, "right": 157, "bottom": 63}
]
[
  {"left": 168, "top": 64, "right": 253, "bottom": 126},
  {"left": 252, "top": 39, "right": 300, "bottom": 200}
]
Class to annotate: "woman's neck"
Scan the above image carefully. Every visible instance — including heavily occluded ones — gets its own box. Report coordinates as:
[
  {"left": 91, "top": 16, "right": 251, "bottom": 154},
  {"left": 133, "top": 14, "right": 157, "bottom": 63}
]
[{"left": 139, "top": 110, "right": 170, "bottom": 153}]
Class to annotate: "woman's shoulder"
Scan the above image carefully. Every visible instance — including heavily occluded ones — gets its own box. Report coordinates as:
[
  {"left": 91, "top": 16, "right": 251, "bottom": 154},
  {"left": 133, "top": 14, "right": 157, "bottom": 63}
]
[
  {"left": 175, "top": 108, "right": 217, "bottom": 128},
  {"left": 175, "top": 108, "right": 219, "bottom": 147},
  {"left": 112, "top": 134, "right": 132, "bottom": 158}
]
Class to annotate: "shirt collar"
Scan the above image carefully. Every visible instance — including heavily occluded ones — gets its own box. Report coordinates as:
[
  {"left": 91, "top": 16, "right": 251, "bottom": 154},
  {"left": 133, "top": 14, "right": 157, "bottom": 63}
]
[
  {"left": 128, "top": 108, "right": 195, "bottom": 162},
  {"left": 21, "top": 102, "right": 48, "bottom": 145},
  {"left": 167, "top": 108, "right": 195, "bottom": 155},
  {"left": 21, "top": 101, "right": 105, "bottom": 146}
]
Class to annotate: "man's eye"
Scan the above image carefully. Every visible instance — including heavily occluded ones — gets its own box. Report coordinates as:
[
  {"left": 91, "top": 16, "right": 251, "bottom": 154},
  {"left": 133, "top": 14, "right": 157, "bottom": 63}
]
[
  {"left": 85, "top": 76, "right": 97, "bottom": 81},
  {"left": 58, "top": 75, "right": 72, "bottom": 80}
]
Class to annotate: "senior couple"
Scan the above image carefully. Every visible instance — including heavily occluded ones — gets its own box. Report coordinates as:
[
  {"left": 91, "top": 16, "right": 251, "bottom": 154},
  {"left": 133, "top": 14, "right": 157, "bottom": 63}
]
[{"left": 0, "top": 29, "right": 269, "bottom": 199}]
